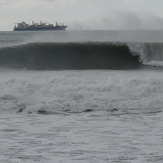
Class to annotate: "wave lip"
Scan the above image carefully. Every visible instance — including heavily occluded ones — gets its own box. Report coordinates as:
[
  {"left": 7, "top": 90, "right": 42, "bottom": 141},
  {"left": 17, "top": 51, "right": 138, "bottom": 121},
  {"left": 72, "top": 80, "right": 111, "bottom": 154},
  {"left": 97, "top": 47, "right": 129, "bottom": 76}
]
[
  {"left": 0, "top": 42, "right": 141, "bottom": 70},
  {"left": 128, "top": 42, "right": 163, "bottom": 68}
]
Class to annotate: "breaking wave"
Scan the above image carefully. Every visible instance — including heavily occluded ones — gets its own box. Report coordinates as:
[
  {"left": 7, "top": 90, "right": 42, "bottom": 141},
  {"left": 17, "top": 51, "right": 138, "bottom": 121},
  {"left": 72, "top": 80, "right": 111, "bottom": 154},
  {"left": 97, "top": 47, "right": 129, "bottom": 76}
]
[
  {"left": 1, "top": 41, "right": 163, "bottom": 70},
  {"left": 0, "top": 70, "right": 163, "bottom": 114},
  {"left": 0, "top": 42, "right": 141, "bottom": 70}
]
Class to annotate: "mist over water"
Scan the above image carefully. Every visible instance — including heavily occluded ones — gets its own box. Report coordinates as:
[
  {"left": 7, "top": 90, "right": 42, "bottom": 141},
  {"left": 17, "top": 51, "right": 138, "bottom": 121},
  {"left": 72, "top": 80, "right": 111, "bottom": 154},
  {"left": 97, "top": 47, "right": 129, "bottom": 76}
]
[{"left": 69, "top": 13, "right": 163, "bottom": 30}]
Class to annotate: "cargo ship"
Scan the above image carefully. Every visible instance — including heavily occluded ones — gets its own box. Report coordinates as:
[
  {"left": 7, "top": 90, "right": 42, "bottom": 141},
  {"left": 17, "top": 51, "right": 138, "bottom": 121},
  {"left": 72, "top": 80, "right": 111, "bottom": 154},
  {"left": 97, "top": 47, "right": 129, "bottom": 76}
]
[{"left": 13, "top": 21, "right": 67, "bottom": 31}]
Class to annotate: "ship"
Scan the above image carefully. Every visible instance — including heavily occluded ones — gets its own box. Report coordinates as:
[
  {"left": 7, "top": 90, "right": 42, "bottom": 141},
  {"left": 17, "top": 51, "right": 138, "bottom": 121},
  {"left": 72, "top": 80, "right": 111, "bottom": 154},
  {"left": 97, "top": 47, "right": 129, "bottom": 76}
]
[{"left": 13, "top": 21, "right": 67, "bottom": 31}]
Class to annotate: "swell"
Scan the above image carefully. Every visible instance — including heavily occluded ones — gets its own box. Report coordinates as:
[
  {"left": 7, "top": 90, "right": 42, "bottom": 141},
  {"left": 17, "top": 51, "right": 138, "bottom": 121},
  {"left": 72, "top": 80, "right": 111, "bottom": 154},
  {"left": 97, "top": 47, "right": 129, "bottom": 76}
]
[{"left": 0, "top": 42, "right": 141, "bottom": 70}]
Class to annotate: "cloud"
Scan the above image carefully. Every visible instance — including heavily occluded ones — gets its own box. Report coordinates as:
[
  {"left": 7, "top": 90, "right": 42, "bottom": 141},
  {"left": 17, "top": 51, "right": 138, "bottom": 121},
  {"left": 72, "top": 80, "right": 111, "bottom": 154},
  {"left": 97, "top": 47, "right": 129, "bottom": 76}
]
[{"left": 0, "top": 0, "right": 11, "bottom": 5}]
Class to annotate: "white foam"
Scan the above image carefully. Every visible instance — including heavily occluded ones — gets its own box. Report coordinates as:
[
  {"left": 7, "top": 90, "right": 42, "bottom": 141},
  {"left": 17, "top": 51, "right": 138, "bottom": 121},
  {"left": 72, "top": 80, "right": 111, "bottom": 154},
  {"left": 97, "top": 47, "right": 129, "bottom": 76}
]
[
  {"left": 0, "top": 70, "right": 162, "bottom": 113},
  {"left": 144, "top": 60, "right": 163, "bottom": 67},
  {"left": 128, "top": 42, "right": 163, "bottom": 64}
]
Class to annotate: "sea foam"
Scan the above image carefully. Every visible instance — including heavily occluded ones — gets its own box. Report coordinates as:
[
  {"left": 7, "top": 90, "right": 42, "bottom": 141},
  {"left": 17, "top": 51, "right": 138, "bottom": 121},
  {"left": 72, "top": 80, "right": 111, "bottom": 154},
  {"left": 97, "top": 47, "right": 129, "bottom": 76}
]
[{"left": 0, "top": 70, "right": 162, "bottom": 114}]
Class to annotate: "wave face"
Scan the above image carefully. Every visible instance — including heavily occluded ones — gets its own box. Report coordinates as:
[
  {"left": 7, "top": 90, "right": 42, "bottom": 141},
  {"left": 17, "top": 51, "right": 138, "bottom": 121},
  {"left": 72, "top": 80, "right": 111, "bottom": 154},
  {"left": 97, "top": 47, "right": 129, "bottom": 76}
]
[
  {"left": 1, "top": 31, "right": 163, "bottom": 70},
  {"left": 0, "top": 42, "right": 141, "bottom": 70}
]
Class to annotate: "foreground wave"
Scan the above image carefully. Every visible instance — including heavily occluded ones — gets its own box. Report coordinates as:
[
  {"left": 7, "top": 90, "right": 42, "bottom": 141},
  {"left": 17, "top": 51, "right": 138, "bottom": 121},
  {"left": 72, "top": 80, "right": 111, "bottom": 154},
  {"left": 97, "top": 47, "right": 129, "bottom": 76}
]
[
  {"left": 0, "top": 70, "right": 162, "bottom": 114},
  {"left": 0, "top": 42, "right": 141, "bottom": 70}
]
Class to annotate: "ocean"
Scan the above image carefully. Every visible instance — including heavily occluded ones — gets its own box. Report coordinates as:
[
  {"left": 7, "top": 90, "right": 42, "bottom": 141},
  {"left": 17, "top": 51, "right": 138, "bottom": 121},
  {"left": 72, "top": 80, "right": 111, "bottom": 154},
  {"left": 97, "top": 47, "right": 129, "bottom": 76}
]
[{"left": 0, "top": 30, "right": 163, "bottom": 163}]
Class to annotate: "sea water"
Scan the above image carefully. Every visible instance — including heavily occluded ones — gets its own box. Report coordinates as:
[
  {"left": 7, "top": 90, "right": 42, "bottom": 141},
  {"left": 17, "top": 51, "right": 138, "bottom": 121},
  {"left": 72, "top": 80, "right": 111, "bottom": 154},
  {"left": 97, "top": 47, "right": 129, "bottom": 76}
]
[{"left": 0, "top": 30, "right": 163, "bottom": 163}]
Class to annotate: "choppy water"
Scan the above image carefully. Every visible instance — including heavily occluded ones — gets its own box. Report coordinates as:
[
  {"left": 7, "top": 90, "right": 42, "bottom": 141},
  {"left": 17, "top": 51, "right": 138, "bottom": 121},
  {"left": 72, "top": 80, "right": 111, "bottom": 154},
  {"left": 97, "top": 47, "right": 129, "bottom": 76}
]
[
  {"left": 0, "top": 69, "right": 162, "bottom": 163},
  {"left": 0, "top": 30, "right": 163, "bottom": 162},
  {"left": 1, "top": 110, "right": 163, "bottom": 163}
]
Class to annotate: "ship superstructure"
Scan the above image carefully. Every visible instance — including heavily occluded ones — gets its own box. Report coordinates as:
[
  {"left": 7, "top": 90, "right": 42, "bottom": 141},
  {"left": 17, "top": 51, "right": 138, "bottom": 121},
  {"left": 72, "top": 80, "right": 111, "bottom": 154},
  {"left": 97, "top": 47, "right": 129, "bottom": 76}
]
[{"left": 13, "top": 21, "right": 67, "bottom": 31}]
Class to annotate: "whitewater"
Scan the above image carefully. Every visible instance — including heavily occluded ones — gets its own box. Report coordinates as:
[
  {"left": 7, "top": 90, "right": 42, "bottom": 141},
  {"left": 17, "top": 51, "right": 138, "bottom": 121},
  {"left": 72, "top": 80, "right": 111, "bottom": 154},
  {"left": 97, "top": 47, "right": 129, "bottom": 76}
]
[{"left": 0, "top": 30, "right": 163, "bottom": 163}]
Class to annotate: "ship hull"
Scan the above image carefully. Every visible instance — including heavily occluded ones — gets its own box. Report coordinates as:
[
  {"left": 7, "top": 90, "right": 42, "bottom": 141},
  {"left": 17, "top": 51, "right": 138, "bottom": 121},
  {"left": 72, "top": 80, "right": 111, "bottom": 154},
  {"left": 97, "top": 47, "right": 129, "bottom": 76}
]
[{"left": 14, "top": 26, "right": 67, "bottom": 31}]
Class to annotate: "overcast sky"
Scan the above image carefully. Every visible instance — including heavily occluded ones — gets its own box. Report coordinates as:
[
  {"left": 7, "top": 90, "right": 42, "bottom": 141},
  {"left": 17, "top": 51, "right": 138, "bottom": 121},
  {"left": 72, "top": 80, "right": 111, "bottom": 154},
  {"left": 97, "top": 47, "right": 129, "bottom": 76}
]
[{"left": 0, "top": 0, "right": 163, "bottom": 30}]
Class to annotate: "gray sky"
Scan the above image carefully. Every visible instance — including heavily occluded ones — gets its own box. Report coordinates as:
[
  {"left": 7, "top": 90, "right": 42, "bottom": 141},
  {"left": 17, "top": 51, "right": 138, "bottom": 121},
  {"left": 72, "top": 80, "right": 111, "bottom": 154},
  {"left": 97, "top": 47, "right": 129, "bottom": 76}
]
[{"left": 1, "top": 0, "right": 163, "bottom": 30}]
